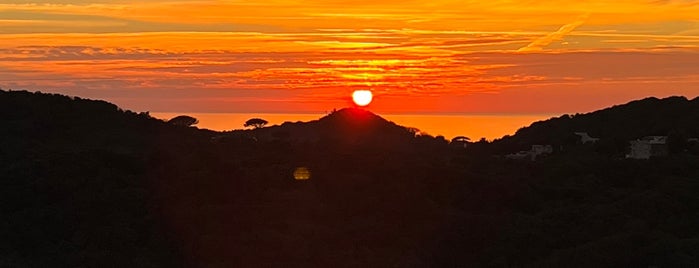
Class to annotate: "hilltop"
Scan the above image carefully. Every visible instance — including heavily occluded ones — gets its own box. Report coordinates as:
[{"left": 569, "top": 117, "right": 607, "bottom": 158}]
[
  {"left": 231, "top": 107, "right": 415, "bottom": 144},
  {"left": 491, "top": 96, "right": 699, "bottom": 154},
  {"left": 2, "top": 89, "right": 699, "bottom": 267}
]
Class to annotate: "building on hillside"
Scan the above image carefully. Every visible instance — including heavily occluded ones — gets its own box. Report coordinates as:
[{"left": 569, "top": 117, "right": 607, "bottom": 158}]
[
  {"left": 505, "top": 144, "right": 553, "bottom": 161},
  {"left": 574, "top": 132, "right": 599, "bottom": 144},
  {"left": 531, "top": 145, "right": 553, "bottom": 160},
  {"left": 626, "top": 136, "right": 668, "bottom": 159},
  {"left": 505, "top": 151, "right": 530, "bottom": 160}
]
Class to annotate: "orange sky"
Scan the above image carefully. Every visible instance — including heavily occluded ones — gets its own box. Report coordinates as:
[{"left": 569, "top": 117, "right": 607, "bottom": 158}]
[{"left": 1, "top": 0, "right": 699, "bottom": 114}]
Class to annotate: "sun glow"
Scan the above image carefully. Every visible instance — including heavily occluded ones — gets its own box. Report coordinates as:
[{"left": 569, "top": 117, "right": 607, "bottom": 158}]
[{"left": 352, "top": 90, "right": 373, "bottom": 106}]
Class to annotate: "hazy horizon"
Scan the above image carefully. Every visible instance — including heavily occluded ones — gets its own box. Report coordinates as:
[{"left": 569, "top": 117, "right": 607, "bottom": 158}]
[{"left": 150, "top": 111, "right": 555, "bottom": 140}]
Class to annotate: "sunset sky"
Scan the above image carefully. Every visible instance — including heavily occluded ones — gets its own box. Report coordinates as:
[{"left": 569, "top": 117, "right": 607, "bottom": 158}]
[{"left": 1, "top": 0, "right": 699, "bottom": 115}]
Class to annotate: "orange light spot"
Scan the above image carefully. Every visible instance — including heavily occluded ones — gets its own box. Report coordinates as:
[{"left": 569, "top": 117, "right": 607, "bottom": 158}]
[{"left": 293, "top": 167, "right": 311, "bottom": 180}]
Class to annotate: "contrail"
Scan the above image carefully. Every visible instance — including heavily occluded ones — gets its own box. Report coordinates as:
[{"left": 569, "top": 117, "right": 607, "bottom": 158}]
[{"left": 517, "top": 14, "right": 589, "bottom": 52}]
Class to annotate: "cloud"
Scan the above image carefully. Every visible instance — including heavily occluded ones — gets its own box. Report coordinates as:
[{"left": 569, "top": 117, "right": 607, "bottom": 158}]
[
  {"left": 651, "top": 0, "right": 699, "bottom": 5},
  {"left": 517, "top": 14, "right": 589, "bottom": 52},
  {"left": 2, "top": 1, "right": 699, "bottom": 113}
]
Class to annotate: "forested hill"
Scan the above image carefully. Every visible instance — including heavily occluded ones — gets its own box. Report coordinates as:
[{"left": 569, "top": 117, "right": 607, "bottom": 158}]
[
  {"left": 232, "top": 107, "right": 416, "bottom": 145},
  {"left": 2, "top": 89, "right": 699, "bottom": 267},
  {"left": 1, "top": 89, "right": 214, "bottom": 139},
  {"left": 491, "top": 96, "right": 699, "bottom": 152},
  {"left": 0, "top": 90, "right": 206, "bottom": 267}
]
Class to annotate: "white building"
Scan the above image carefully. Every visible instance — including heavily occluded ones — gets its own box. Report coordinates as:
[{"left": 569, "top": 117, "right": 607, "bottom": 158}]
[
  {"left": 532, "top": 145, "right": 553, "bottom": 155},
  {"left": 531, "top": 145, "right": 553, "bottom": 160},
  {"left": 505, "top": 151, "right": 530, "bottom": 160},
  {"left": 505, "top": 145, "right": 553, "bottom": 161},
  {"left": 574, "top": 132, "right": 599, "bottom": 144},
  {"left": 626, "top": 136, "right": 668, "bottom": 159}
]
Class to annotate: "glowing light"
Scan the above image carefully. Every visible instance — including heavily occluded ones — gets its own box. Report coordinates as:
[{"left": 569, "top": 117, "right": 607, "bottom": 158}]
[
  {"left": 352, "top": 90, "right": 373, "bottom": 106},
  {"left": 293, "top": 167, "right": 311, "bottom": 180}
]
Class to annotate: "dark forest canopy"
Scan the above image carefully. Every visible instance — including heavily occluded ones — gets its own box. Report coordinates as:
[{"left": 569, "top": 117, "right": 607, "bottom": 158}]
[
  {"left": 2, "top": 89, "right": 699, "bottom": 267},
  {"left": 491, "top": 96, "right": 699, "bottom": 153}
]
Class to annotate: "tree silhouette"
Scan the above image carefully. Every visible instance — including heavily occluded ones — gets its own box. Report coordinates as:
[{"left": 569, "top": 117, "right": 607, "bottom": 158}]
[
  {"left": 244, "top": 118, "right": 268, "bottom": 129},
  {"left": 168, "top": 115, "right": 198, "bottom": 126},
  {"left": 451, "top": 136, "right": 470, "bottom": 143}
]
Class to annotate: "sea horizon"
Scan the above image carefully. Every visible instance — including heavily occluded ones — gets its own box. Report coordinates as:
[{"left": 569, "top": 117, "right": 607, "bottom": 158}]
[{"left": 151, "top": 111, "right": 555, "bottom": 141}]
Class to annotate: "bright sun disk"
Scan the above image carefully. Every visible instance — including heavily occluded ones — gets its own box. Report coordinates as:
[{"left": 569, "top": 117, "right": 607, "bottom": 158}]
[{"left": 352, "top": 90, "right": 373, "bottom": 106}]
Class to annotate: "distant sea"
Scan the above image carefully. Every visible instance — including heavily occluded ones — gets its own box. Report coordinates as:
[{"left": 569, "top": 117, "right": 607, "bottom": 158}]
[{"left": 151, "top": 112, "right": 554, "bottom": 141}]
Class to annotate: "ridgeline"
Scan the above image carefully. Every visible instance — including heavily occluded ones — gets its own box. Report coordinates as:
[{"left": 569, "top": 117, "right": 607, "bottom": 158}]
[
  {"left": 491, "top": 96, "right": 699, "bottom": 155},
  {"left": 2, "top": 89, "right": 699, "bottom": 267}
]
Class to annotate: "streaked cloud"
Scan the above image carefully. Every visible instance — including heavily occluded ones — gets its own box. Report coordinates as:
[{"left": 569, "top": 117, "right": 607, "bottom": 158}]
[
  {"left": 0, "top": 0, "right": 698, "bottom": 113},
  {"left": 518, "top": 14, "right": 589, "bottom": 52}
]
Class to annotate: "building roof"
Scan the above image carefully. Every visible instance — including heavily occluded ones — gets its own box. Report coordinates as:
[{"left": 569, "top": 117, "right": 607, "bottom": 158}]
[{"left": 640, "top": 136, "right": 667, "bottom": 144}]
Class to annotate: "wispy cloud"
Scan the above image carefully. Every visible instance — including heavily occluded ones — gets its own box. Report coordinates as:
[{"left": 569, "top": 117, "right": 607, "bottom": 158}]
[
  {"left": 1, "top": 1, "right": 699, "bottom": 113},
  {"left": 517, "top": 14, "right": 589, "bottom": 52}
]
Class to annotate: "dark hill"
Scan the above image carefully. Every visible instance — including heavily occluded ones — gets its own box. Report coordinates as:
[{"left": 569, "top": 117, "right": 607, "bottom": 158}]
[
  {"left": 315, "top": 107, "right": 408, "bottom": 138},
  {"left": 1, "top": 90, "right": 190, "bottom": 267},
  {"left": 2, "top": 89, "right": 699, "bottom": 267},
  {"left": 231, "top": 107, "right": 415, "bottom": 146},
  {"left": 491, "top": 96, "right": 699, "bottom": 153}
]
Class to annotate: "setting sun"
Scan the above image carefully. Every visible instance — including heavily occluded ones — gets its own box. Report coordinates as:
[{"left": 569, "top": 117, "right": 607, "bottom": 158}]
[
  {"left": 3, "top": 0, "right": 699, "bottom": 266},
  {"left": 352, "top": 90, "right": 373, "bottom": 107}
]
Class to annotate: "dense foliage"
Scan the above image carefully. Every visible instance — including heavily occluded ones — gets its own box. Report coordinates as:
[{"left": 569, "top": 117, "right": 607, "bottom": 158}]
[
  {"left": 2, "top": 90, "right": 698, "bottom": 267},
  {"left": 168, "top": 115, "right": 199, "bottom": 127},
  {"left": 244, "top": 118, "right": 268, "bottom": 129},
  {"left": 491, "top": 96, "right": 699, "bottom": 155}
]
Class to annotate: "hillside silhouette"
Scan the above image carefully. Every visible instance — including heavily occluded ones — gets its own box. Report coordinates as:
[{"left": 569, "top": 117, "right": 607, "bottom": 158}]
[
  {"left": 492, "top": 96, "right": 699, "bottom": 154},
  {"left": 232, "top": 108, "right": 416, "bottom": 146},
  {"left": 2, "top": 89, "right": 699, "bottom": 267}
]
